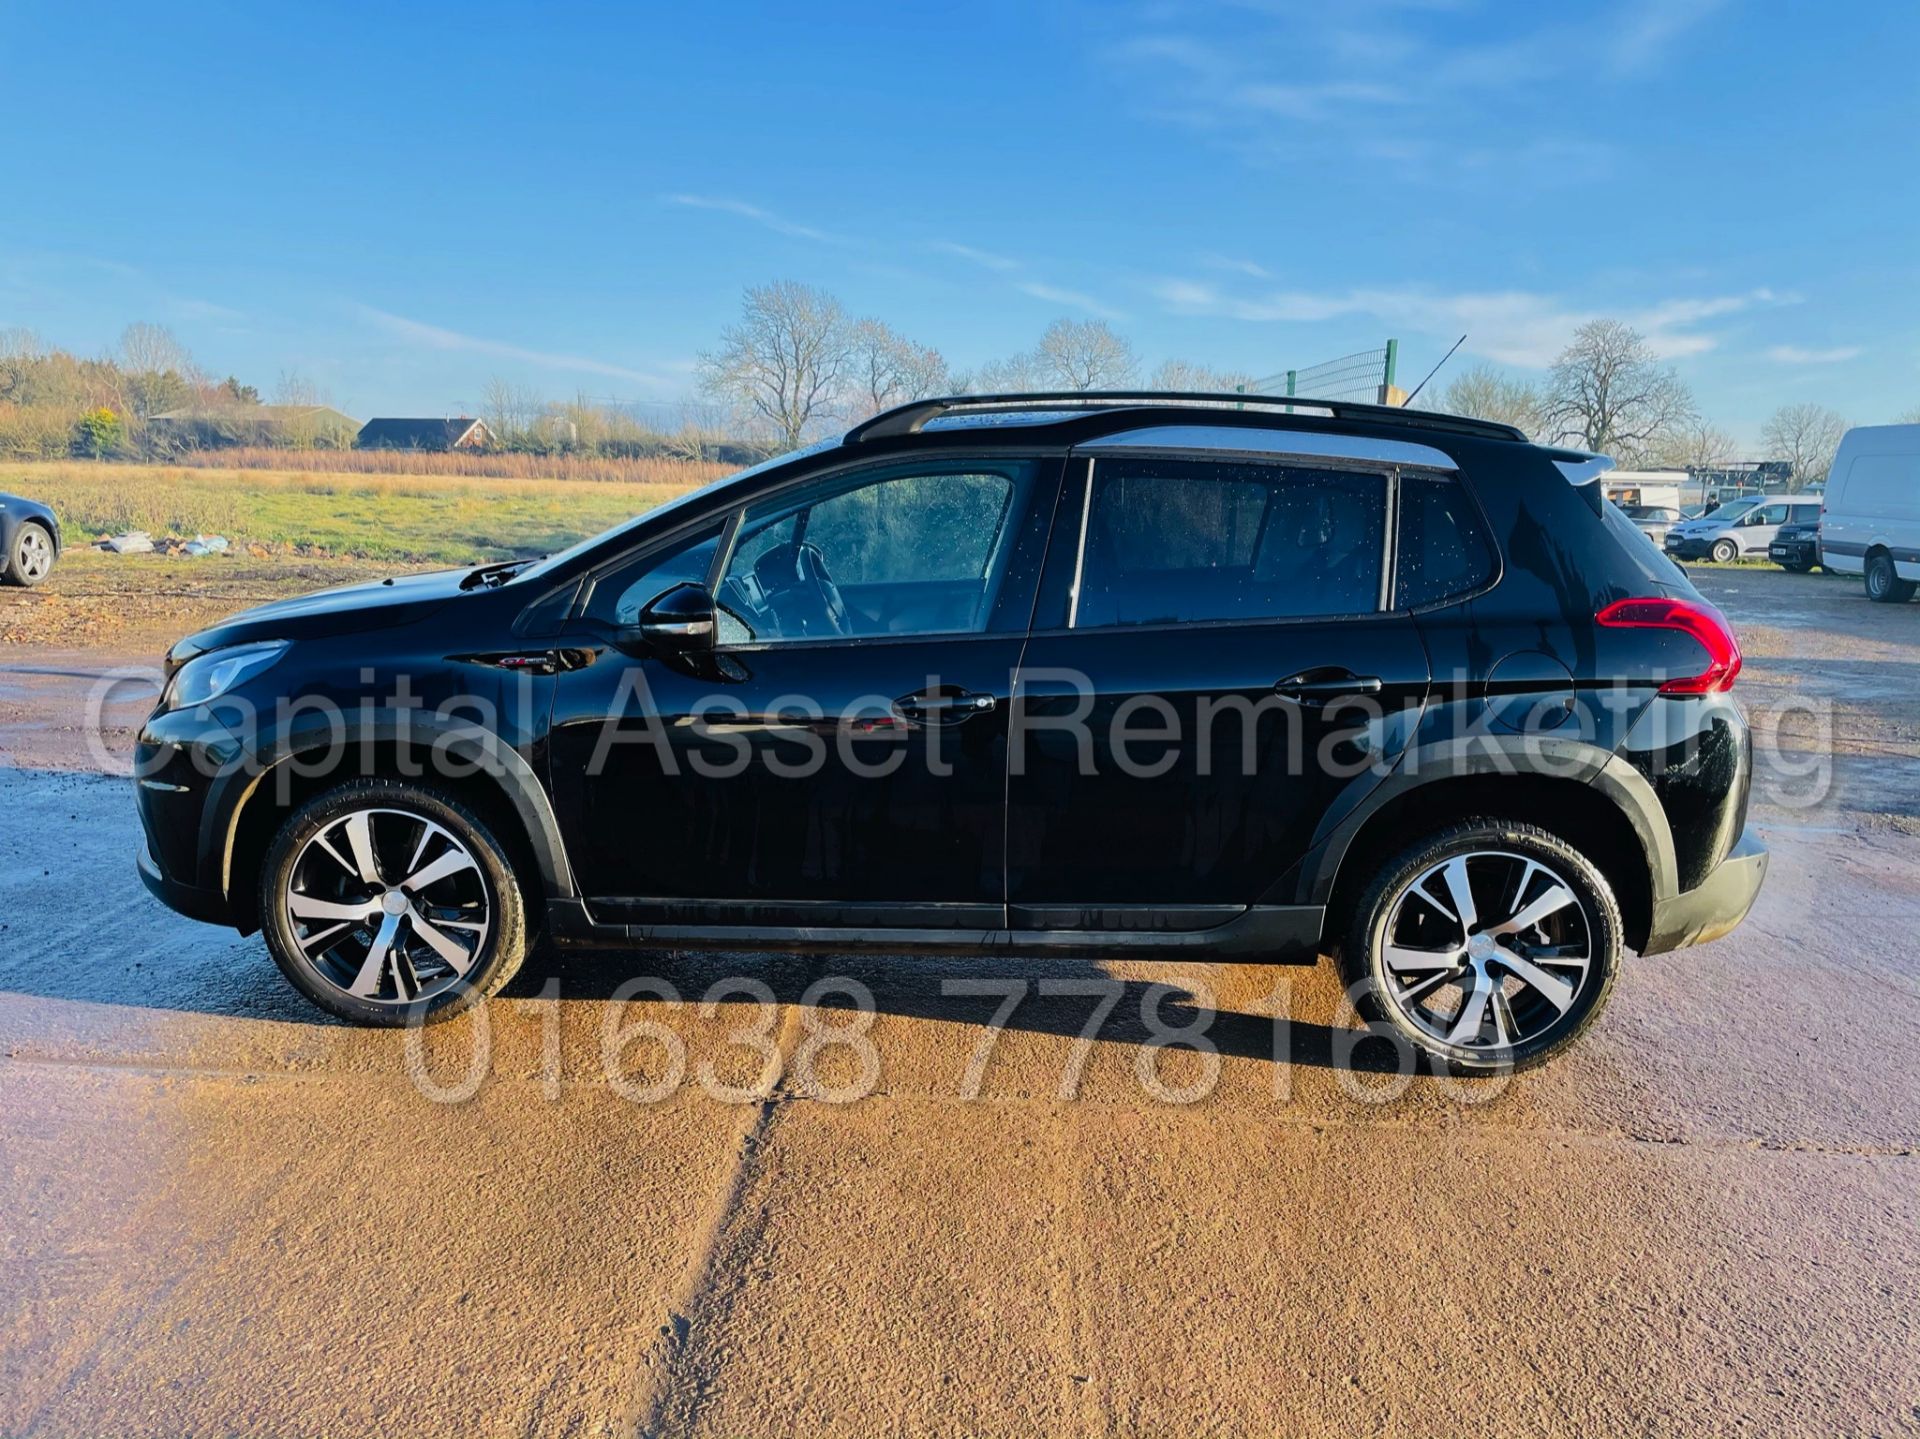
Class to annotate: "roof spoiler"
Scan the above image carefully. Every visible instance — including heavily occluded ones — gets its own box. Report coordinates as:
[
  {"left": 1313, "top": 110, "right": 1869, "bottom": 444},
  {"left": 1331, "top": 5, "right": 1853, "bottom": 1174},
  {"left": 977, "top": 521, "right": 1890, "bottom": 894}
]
[{"left": 1550, "top": 450, "right": 1615, "bottom": 515}]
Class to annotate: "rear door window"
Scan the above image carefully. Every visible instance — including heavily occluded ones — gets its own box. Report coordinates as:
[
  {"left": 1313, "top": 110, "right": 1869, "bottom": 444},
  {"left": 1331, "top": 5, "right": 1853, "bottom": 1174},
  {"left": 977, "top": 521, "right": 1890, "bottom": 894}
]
[{"left": 1072, "top": 456, "right": 1387, "bottom": 627}]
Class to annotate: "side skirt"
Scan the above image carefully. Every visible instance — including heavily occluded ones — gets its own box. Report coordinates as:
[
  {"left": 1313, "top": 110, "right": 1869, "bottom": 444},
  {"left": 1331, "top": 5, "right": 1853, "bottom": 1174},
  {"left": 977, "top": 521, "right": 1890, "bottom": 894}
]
[{"left": 544, "top": 898, "right": 1324, "bottom": 963}]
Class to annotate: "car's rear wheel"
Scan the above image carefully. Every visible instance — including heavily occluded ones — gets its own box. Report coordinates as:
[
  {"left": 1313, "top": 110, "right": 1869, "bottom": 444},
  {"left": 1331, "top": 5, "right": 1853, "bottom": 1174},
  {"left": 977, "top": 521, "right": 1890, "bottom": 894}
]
[
  {"left": 1340, "top": 820, "right": 1622, "bottom": 1073},
  {"left": 1710, "top": 537, "right": 1739, "bottom": 564},
  {"left": 1865, "top": 551, "right": 1916, "bottom": 603},
  {"left": 260, "top": 779, "right": 528, "bottom": 1025},
  {"left": 4, "top": 522, "right": 55, "bottom": 588}
]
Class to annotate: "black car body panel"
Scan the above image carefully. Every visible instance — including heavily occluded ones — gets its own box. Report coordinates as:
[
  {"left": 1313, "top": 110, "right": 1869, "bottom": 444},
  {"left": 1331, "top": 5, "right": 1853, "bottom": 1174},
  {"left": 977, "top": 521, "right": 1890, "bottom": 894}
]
[
  {"left": 0, "top": 491, "right": 61, "bottom": 579},
  {"left": 135, "top": 395, "right": 1766, "bottom": 970}
]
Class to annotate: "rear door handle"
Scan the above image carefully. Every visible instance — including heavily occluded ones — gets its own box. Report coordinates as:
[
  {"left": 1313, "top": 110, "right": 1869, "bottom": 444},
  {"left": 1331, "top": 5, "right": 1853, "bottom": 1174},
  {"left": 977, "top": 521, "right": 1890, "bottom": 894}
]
[
  {"left": 1274, "top": 670, "right": 1384, "bottom": 701},
  {"left": 894, "top": 690, "right": 997, "bottom": 725}
]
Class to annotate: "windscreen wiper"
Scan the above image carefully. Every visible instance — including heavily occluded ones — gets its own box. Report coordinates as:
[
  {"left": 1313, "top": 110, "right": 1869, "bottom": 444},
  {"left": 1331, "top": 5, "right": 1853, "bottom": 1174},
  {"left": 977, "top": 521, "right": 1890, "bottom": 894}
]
[{"left": 458, "top": 557, "right": 542, "bottom": 591}]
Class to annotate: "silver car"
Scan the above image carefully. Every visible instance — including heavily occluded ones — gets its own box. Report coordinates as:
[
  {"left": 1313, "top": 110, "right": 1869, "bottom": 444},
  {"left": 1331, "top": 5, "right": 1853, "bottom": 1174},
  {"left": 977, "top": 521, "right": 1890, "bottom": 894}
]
[{"left": 1666, "top": 497, "right": 1823, "bottom": 564}]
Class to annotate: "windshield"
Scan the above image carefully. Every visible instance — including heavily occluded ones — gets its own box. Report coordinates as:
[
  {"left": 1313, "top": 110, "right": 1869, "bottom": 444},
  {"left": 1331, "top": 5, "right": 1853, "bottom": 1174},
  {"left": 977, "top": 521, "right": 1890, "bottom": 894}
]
[
  {"left": 1706, "top": 498, "right": 1760, "bottom": 523},
  {"left": 505, "top": 437, "right": 841, "bottom": 586}
]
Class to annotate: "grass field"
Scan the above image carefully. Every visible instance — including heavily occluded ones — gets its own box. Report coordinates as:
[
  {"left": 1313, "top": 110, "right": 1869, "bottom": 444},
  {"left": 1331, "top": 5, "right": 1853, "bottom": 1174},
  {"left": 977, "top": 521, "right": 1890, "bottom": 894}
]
[{"left": 5, "top": 457, "right": 728, "bottom": 566}]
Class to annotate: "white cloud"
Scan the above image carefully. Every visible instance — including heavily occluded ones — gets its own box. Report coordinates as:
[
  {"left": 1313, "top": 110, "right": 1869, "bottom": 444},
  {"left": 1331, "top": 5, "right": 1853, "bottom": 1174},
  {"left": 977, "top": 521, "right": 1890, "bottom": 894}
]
[
  {"left": 356, "top": 305, "right": 674, "bottom": 386},
  {"left": 1764, "top": 344, "right": 1862, "bottom": 365},
  {"left": 1152, "top": 278, "right": 1783, "bottom": 366},
  {"left": 661, "top": 194, "right": 844, "bottom": 245},
  {"left": 1100, "top": 1, "right": 1724, "bottom": 174},
  {"left": 930, "top": 240, "right": 1022, "bottom": 272},
  {"left": 1016, "top": 282, "right": 1127, "bottom": 322}
]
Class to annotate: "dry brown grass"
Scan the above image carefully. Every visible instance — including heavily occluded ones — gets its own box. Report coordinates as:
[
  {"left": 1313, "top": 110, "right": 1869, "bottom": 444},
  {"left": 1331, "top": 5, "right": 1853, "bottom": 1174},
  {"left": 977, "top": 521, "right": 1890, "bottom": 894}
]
[
  {"left": 4, "top": 459, "right": 721, "bottom": 563},
  {"left": 163, "top": 446, "right": 736, "bottom": 486}
]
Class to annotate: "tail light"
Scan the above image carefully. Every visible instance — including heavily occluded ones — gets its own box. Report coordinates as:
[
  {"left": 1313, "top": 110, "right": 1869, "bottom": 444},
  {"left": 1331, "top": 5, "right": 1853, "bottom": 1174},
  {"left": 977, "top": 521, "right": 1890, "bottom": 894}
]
[{"left": 1596, "top": 597, "right": 1742, "bottom": 694}]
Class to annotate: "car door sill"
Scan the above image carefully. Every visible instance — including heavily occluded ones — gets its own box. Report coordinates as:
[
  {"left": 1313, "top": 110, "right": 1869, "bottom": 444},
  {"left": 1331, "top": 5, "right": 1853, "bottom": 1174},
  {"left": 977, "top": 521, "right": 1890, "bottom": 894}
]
[{"left": 552, "top": 898, "right": 1323, "bottom": 961}]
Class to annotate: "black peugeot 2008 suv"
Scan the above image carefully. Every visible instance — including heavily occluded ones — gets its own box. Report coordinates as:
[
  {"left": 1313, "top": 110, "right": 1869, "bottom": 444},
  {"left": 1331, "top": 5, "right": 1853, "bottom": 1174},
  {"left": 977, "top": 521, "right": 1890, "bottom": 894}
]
[{"left": 136, "top": 393, "right": 1767, "bottom": 1071}]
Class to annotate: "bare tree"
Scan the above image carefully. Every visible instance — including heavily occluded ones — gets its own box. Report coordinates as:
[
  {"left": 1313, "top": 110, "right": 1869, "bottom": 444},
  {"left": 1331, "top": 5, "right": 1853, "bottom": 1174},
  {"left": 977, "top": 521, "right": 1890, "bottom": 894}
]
[
  {"left": 847, "top": 317, "right": 949, "bottom": 417},
  {"left": 1149, "top": 358, "right": 1257, "bottom": 393},
  {"left": 118, "top": 322, "right": 193, "bottom": 378},
  {"left": 967, "top": 350, "right": 1048, "bottom": 394},
  {"left": 1543, "top": 320, "right": 1694, "bottom": 462},
  {"left": 0, "top": 327, "right": 46, "bottom": 360},
  {"left": 273, "top": 367, "right": 332, "bottom": 407},
  {"left": 1897, "top": 406, "right": 1920, "bottom": 424},
  {"left": 699, "top": 280, "right": 852, "bottom": 447},
  {"left": 480, "top": 375, "right": 543, "bottom": 445},
  {"left": 1761, "top": 403, "right": 1848, "bottom": 492},
  {"left": 1652, "top": 416, "right": 1739, "bottom": 472},
  {"left": 1034, "top": 318, "right": 1137, "bottom": 390},
  {"left": 1437, "top": 364, "right": 1546, "bottom": 435}
]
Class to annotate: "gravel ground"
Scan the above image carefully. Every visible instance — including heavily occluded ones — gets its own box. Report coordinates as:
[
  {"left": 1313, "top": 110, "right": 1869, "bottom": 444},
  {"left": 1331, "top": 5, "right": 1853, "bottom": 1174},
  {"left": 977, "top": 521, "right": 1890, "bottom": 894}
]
[{"left": 0, "top": 564, "right": 1915, "bottom": 1438}]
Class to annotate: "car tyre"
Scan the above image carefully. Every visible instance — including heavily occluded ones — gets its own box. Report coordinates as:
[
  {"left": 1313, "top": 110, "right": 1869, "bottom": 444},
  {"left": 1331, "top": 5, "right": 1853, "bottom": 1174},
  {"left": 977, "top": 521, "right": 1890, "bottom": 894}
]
[
  {"left": 1780, "top": 559, "right": 1813, "bottom": 574},
  {"left": 3, "top": 521, "right": 55, "bottom": 588},
  {"left": 1710, "top": 537, "right": 1740, "bottom": 564},
  {"left": 1339, "top": 819, "right": 1623, "bottom": 1074},
  {"left": 1865, "top": 551, "right": 1916, "bottom": 603},
  {"left": 260, "top": 778, "right": 529, "bottom": 1026}
]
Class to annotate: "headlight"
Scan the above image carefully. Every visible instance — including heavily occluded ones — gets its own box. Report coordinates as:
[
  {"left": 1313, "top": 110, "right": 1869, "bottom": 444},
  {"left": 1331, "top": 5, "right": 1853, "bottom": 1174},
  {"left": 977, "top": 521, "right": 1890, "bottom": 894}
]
[{"left": 163, "top": 641, "right": 289, "bottom": 711}]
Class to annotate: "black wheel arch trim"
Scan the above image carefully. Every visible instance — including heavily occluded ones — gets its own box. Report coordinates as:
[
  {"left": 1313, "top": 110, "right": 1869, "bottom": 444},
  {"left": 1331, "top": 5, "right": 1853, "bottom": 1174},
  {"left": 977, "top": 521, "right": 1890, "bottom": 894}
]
[
  {"left": 1276, "top": 735, "right": 1680, "bottom": 919},
  {"left": 202, "top": 712, "right": 578, "bottom": 909}
]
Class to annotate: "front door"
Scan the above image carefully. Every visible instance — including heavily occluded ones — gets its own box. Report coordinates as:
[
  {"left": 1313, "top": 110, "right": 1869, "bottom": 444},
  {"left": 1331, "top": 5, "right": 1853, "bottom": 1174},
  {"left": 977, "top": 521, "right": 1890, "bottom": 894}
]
[
  {"left": 1007, "top": 447, "right": 1430, "bottom": 928},
  {"left": 546, "top": 455, "right": 1058, "bottom": 927}
]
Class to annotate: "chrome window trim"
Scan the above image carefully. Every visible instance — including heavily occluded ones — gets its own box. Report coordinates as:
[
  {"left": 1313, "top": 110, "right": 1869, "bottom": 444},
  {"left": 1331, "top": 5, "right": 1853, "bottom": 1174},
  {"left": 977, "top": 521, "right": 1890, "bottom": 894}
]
[
  {"left": 1553, "top": 454, "right": 1616, "bottom": 485},
  {"left": 1077, "top": 425, "right": 1457, "bottom": 473}
]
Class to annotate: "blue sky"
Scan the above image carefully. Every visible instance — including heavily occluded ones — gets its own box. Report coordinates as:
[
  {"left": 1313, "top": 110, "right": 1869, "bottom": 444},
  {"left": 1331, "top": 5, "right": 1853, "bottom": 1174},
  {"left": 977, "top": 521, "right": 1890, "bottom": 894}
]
[{"left": 3, "top": 0, "right": 1915, "bottom": 443}]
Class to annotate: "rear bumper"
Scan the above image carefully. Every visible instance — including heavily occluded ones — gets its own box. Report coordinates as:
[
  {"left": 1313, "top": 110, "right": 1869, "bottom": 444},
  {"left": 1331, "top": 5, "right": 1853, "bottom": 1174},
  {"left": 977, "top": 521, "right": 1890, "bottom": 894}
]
[{"left": 1642, "top": 827, "right": 1768, "bottom": 955}]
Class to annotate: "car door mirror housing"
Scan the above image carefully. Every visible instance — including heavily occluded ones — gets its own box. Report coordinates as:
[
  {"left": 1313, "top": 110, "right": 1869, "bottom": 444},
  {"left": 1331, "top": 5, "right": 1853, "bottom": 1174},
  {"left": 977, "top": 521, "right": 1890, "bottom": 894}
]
[{"left": 630, "top": 582, "right": 716, "bottom": 653}]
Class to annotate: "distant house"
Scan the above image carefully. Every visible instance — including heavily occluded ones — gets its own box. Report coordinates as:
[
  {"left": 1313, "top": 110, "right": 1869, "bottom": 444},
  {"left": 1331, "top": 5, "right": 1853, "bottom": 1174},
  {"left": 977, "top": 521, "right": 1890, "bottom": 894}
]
[
  {"left": 356, "top": 417, "right": 493, "bottom": 452},
  {"left": 148, "top": 404, "right": 362, "bottom": 450}
]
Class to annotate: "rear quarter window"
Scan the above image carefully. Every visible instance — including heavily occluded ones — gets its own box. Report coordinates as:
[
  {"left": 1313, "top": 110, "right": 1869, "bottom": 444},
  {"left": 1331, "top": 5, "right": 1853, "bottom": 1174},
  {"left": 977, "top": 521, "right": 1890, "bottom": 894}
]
[{"left": 1395, "top": 475, "right": 1495, "bottom": 608}]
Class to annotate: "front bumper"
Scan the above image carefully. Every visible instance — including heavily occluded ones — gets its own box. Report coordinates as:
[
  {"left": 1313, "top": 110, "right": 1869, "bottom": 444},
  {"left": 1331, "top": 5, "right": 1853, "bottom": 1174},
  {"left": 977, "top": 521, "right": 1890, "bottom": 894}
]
[
  {"left": 1768, "top": 539, "right": 1818, "bottom": 566},
  {"left": 1642, "top": 827, "right": 1768, "bottom": 954},
  {"left": 1665, "top": 536, "right": 1713, "bottom": 559},
  {"left": 138, "top": 835, "right": 235, "bottom": 925}
]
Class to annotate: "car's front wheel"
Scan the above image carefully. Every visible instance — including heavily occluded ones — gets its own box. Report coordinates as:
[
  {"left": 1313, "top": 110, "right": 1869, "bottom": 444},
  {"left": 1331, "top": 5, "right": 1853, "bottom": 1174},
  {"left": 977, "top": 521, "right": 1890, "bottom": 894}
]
[
  {"left": 3, "top": 521, "right": 55, "bottom": 588},
  {"left": 260, "top": 779, "right": 529, "bottom": 1025},
  {"left": 1710, "top": 537, "right": 1740, "bottom": 564},
  {"left": 1340, "top": 820, "right": 1622, "bottom": 1072},
  {"left": 1865, "top": 551, "right": 1916, "bottom": 603}
]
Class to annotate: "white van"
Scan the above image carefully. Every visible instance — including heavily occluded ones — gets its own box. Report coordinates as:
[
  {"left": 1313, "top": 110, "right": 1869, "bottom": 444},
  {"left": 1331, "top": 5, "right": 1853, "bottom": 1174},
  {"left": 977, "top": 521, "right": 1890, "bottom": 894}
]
[{"left": 1821, "top": 425, "right": 1920, "bottom": 602}]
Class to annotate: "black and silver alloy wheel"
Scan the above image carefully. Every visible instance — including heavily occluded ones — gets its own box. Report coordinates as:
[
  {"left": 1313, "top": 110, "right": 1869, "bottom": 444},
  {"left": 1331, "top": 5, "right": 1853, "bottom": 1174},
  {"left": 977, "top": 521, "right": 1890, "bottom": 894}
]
[
  {"left": 1344, "top": 820, "right": 1622, "bottom": 1072},
  {"left": 7, "top": 523, "right": 54, "bottom": 587},
  {"left": 287, "top": 808, "right": 490, "bottom": 1004},
  {"left": 261, "top": 780, "right": 528, "bottom": 1025}
]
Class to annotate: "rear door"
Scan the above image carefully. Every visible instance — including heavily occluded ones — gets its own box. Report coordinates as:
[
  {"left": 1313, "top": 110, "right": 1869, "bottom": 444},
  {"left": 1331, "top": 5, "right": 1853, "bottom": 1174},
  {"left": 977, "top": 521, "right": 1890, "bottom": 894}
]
[{"left": 1005, "top": 431, "right": 1432, "bottom": 929}]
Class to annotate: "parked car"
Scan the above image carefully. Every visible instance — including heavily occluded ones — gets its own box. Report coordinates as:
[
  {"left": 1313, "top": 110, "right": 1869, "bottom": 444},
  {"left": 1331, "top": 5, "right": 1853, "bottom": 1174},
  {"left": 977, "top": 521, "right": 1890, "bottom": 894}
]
[
  {"left": 1816, "top": 424, "right": 1920, "bottom": 602},
  {"left": 1767, "top": 517, "right": 1822, "bottom": 573},
  {"left": 1665, "top": 496, "right": 1822, "bottom": 563},
  {"left": 0, "top": 492, "right": 61, "bottom": 587},
  {"left": 1620, "top": 503, "right": 1684, "bottom": 547},
  {"left": 135, "top": 393, "right": 1768, "bottom": 1072}
]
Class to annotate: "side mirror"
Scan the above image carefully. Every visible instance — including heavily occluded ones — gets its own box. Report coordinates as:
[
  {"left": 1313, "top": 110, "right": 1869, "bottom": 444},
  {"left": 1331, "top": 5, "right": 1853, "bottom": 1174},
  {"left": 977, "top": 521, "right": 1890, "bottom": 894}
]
[{"left": 629, "top": 582, "right": 715, "bottom": 653}]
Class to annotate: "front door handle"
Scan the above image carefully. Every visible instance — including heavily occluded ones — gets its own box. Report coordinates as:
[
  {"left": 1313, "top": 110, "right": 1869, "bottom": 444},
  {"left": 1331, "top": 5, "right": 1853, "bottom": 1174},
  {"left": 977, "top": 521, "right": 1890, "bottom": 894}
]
[
  {"left": 1274, "top": 670, "right": 1384, "bottom": 701},
  {"left": 894, "top": 689, "right": 997, "bottom": 725}
]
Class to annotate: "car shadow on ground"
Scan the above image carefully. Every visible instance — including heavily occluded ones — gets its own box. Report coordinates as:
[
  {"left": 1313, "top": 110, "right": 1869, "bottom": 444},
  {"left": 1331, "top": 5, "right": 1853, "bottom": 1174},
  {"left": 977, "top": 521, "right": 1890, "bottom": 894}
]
[{"left": 510, "top": 942, "right": 1413, "bottom": 1074}]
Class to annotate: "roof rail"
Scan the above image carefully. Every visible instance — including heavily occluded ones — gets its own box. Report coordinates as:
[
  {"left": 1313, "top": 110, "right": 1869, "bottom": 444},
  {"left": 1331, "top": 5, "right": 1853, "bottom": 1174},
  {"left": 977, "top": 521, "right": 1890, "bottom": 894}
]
[{"left": 844, "top": 390, "right": 1528, "bottom": 445}]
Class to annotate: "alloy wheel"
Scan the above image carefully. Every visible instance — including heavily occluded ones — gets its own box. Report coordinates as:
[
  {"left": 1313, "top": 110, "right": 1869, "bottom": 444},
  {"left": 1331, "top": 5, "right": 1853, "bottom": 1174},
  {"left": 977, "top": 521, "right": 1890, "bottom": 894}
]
[
  {"left": 1376, "top": 849, "right": 1595, "bottom": 1060},
  {"left": 16, "top": 526, "right": 52, "bottom": 582},
  {"left": 284, "top": 807, "right": 491, "bottom": 1005}
]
